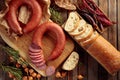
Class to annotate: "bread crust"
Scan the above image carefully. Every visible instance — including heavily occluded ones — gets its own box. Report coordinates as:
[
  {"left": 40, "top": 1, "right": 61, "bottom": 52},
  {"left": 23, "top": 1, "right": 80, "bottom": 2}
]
[
  {"left": 81, "top": 31, "right": 99, "bottom": 49},
  {"left": 64, "top": 12, "right": 80, "bottom": 32},
  {"left": 74, "top": 24, "right": 93, "bottom": 42},
  {"left": 62, "top": 51, "right": 79, "bottom": 71},
  {"left": 63, "top": 11, "right": 120, "bottom": 75},
  {"left": 87, "top": 36, "right": 120, "bottom": 75},
  {"left": 69, "top": 19, "right": 86, "bottom": 36}
]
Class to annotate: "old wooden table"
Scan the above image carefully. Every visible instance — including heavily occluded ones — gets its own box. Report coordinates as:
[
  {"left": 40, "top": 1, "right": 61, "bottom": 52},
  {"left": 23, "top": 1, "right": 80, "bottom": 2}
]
[{"left": 0, "top": 0, "right": 120, "bottom": 80}]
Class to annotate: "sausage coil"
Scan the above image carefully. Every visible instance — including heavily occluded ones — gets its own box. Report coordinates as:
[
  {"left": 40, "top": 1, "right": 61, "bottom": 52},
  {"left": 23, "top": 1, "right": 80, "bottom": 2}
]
[
  {"left": 29, "top": 22, "right": 66, "bottom": 76},
  {"left": 6, "top": 0, "right": 42, "bottom": 35}
]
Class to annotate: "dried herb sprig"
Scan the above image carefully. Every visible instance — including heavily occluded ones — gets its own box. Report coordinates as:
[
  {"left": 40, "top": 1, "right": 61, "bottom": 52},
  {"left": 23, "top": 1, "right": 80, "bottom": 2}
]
[
  {"left": 0, "top": 44, "right": 28, "bottom": 66},
  {"left": 0, "top": 64, "right": 22, "bottom": 80},
  {"left": 49, "top": 7, "right": 63, "bottom": 25}
]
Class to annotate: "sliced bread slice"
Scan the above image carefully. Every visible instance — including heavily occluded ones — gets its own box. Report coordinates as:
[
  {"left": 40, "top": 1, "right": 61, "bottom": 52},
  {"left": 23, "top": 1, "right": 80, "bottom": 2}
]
[
  {"left": 74, "top": 24, "right": 93, "bottom": 42},
  {"left": 62, "top": 51, "right": 79, "bottom": 71},
  {"left": 64, "top": 12, "right": 81, "bottom": 32},
  {"left": 80, "top": 31, "right": 99, "bottom": 49},
  {"left": 69, "top": 19, "right": 87, "bottom": 36}
]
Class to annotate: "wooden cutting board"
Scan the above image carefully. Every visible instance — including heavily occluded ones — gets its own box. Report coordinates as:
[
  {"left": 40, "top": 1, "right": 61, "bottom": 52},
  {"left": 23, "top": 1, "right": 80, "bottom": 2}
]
[{"left": 0, "top": 24, "right": 74, "bottom": 76}]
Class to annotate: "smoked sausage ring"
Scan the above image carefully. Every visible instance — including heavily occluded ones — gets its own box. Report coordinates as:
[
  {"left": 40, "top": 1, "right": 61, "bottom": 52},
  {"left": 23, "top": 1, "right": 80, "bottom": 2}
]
[
  {"left": 29, "top": 22, "right": 66, "bottom": 76},
  {"left": 6, "top": 0, "right": 42, "bottom": 35}
]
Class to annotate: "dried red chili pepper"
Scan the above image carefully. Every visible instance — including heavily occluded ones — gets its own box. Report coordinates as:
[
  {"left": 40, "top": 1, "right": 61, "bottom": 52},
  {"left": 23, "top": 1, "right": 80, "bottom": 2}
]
[{"left": 77, "top": 0, "right": 114, "bottom": 32}]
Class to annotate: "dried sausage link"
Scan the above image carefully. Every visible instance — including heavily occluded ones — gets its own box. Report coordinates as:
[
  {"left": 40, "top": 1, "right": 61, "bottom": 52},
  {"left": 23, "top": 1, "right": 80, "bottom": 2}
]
[{"left": 6, "top": 0, "right": 42, "bottom": 35}]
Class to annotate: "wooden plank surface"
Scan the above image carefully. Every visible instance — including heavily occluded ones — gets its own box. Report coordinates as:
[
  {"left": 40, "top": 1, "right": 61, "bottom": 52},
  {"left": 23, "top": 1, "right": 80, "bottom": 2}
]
[
  {"left": 57, "top": 0, "right": 120, "bottom": 80},
  {"left": 39, "top": 1, "right": 119, "bottom": 80},
  {"left": 0, "top": 0, "right": 120, "bottom": 80},
  {"left": 0, "top": 24, "right": 74, "bottom": 76}
]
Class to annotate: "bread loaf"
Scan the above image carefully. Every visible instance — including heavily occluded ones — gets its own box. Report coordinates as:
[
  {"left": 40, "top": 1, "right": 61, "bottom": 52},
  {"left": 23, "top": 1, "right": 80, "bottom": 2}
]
[
  {"left": 62, "top": 51, "right": 79, "bottom": 71},
  {"left": 80, "top": 31, "right": 99, "bottom": 49},
  {"left": 87, "top": 36, "right": 120, "bottom": 75},
  {"left": 74, "top": 24, "right": 93, "bottom": 42},
  {"left": 63, "top": 11, "right": 120, "bottom": 75},
  {"left": 69, "top": 19, "right": 86, "bottom": 36},
  {"left": 64, "top": 12, "right": 81, "bottom": 32}
]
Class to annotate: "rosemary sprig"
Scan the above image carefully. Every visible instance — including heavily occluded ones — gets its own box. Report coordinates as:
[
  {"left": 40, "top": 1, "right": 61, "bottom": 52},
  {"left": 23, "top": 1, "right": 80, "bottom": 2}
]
[
  {"left": 1, "top": 45, "right": 19, "bottom": 60},
  {"left": 0, "top": 64, "right": 22, "bottom": 80},
  {"left": 50, "top": 7, "right": 63, "bottom": 25},
  {"left": 0, "top": 44, "right": 28, "bottom": 66}
]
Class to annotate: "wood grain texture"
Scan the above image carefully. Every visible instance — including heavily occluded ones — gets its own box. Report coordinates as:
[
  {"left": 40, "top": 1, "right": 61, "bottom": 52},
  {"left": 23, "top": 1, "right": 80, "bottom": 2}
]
[
  {"left": 87, "top": 1, "right": 98, "bottom": 80},
  {"left": 107, "top": 0, "right": 118, "bottom": 80},
  {"left": 0, "top": 24, "right": 74, "bottom": 76}
]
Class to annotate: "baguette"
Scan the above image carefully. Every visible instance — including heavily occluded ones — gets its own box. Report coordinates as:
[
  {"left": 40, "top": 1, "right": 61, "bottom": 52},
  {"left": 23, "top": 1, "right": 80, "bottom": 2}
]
[
  {"left": 63, "top": 11, "right": 120, "bottom": 75},
  {"left": 62, "top": 51, "right": 79, "bottom": 71},
  {"left": 69, "top": 19, "right": 87, "bottom": 36},
  {"left": 80, "top": 31, "right": 99, "bottom": 49},
  {"left": 64, "top": 12, "right": 81, "bottom": 32},
  {"left": 74, "top": 24, "right": 93, "bottom": 42},
  {"left": 87, "top": 36, "right": 120, "bottom": 75}
]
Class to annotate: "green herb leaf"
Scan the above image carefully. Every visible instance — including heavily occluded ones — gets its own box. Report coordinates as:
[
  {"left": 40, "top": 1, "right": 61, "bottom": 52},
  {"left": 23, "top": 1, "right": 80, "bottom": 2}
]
[
  {"left": 0, "top": 44, "right": 28, "bottom": 66},
  {"left": 50, "top": 7, "right": 63, "bottom": 25},
  {"left": 1, "top": 45, "right": 19, "bottom": 60},
  {"left": 1, "top": 65, "right": 22, "bottom": 80}
]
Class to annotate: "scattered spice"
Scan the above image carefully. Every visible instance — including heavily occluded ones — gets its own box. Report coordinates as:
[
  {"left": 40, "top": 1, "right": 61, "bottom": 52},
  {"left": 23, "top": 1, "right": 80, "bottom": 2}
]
[
  {"left": 55, "top": 70, "right": 68, "bottom": 78},
  {"left": 55, "top": 71, "right": 62, "bottom": 78},
  {"left": 16, "top": 63, "right": 21, "bottom": 68},
  {"left": 77, "top": 74, "right": 84, "bottom": 80},
  {"left": 24, "top": 67, "right": 29, "bottom": 75},
  {"left": 28, "top": 76, "right": 33, "bottom": 80},
  {"left": 31, "top": 72, "right": 37, "bottom": 77},
  {"left": 61, "top": 71, "right": 67, "bottom": 78},
  {"left": 29, "top": 69, "right": 34, "bottom": 74},
  {"left": 22, "top": 76, "right": 28, "bottom": 80},
  {"left": 8, "top": 72, "right": 14, "bottom": 78},
  {"left": 36, "top": 74, "right": 41, "bottom": 80}
]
